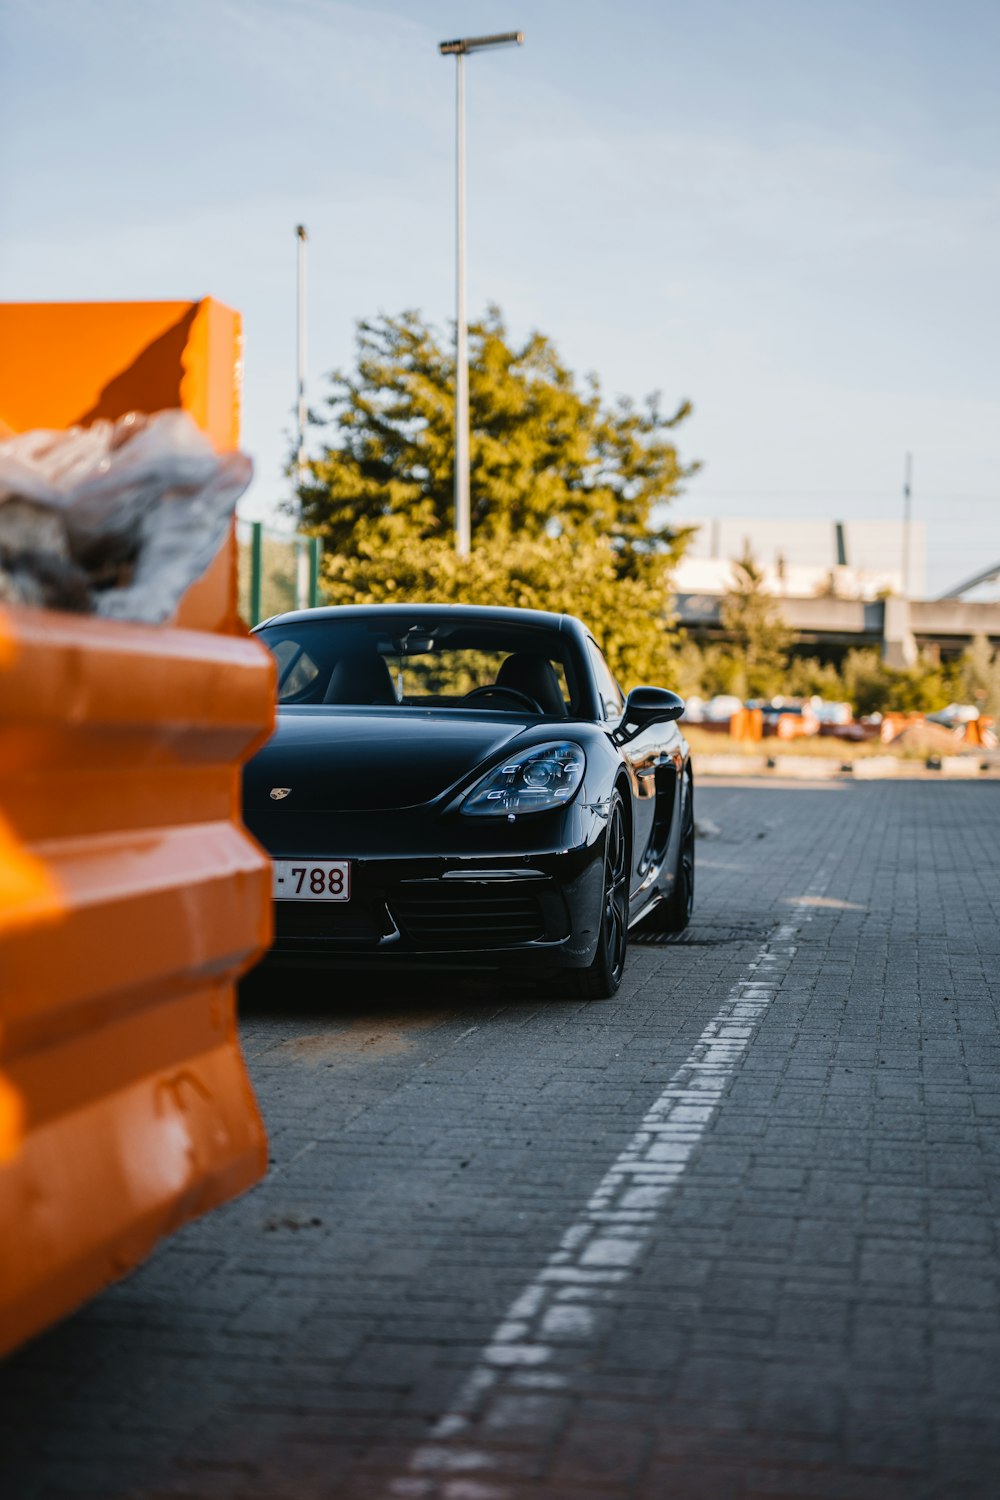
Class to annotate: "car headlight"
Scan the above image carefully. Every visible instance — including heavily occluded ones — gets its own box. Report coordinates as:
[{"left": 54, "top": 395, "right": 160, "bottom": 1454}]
[{"left": 461, "top": 741, "right": 586, "bottom": 817}]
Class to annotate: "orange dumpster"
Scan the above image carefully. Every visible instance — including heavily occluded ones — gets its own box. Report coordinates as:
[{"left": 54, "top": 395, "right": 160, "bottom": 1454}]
[
  {"left": 0, "top": 300, "right": 273, "bottom": 1358},
  {"left": 0, "top": 298, "right": 245, "bottom": 635}
]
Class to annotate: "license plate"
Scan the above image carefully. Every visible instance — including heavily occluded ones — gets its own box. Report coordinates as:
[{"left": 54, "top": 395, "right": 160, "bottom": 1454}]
[{"left": 273, "top": 860, "right": 351, "bottom": 901}]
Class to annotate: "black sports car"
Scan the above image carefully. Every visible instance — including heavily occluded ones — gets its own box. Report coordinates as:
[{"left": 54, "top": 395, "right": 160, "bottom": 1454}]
[{"left": 243, "top": 604, "right": 693, "bottom": 998}]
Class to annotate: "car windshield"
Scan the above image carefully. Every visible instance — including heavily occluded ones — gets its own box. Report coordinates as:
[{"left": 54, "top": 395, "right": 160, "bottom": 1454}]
[{"left": 258, "top": 615, "right": 583, "bottom": 717}]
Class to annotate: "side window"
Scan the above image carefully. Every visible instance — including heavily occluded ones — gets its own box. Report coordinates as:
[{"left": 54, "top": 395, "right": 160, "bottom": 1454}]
[
  {"left": 271, "top": 639, "right": 320, "bottom": 702},
  {"left": 549, "top": 658, "right": 571, "bottom": 710},
  {"left": 587, "top": 640, "right": 624, "bottom": 720}
]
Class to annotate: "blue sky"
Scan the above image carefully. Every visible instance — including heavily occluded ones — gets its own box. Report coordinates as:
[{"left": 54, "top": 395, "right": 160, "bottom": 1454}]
[{"left": 2, "top": 0, "right": 997, "bottom": 595}]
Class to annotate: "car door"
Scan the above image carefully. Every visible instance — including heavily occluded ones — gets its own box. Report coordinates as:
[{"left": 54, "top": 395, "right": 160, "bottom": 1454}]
[{"left": 584, "top": 638, "right": 661, "bottom": 892}]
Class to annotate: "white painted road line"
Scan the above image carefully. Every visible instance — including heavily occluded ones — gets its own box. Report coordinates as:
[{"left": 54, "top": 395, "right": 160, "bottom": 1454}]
[{"left": 386, "top": 878, "right": 832, "bottom": 1498}]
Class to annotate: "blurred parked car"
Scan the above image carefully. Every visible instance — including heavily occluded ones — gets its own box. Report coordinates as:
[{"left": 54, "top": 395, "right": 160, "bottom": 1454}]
[
  {"left": 754, "top": 698, "right": 820, "bottom": 739},
  {"left": 927, "top": 703, "right": 981, "bottom": 727},
  {"left": 811, "top": 699, "right": 853, "bottom": 726},
  {"left": 703, "top": 694, "right": 744, "bottom": 722}
]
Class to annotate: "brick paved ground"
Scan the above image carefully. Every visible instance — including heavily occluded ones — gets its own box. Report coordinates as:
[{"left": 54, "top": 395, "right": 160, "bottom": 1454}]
[{"left": 2, "top": 782, "right": 999, "bottom": 1500}]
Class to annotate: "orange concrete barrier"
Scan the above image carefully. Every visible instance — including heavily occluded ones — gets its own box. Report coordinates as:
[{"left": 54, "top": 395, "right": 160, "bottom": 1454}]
[
  {"left": 880, "top": 712, "right": 924, "bottom": 744},
  {"left": 0, "top": 608, "right": 274, "bottom": 1357},
  {"left": 0, "top": 300, "right": 273, "bottom": 1358},
  {"left": 729, "top": 707, "right": 764, "bottom": 743}
]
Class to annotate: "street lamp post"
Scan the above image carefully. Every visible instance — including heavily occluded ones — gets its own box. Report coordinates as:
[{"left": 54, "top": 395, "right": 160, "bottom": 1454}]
[
  {"left": 295, "top": 224, "right": 308, "bottom": 479},
  {"left": 439, "top": 31, "right": 523, "bottom": 558},
  {"left": 295, "top": 224, "right": 311, "bottom": 610}
]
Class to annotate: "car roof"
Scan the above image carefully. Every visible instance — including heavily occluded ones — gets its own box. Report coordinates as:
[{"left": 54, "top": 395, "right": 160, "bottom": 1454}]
[{"left": 257, "top": 602, "right": 590, "bottom": 638}]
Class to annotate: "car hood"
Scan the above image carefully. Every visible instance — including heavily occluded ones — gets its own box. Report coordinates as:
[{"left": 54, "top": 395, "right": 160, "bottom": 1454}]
[{"left": 243, "top": 707, "right": 534, "bottom": 813}]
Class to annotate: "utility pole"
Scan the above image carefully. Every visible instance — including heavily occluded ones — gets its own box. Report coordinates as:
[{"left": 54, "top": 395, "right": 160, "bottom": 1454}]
[
  {"left": 902, "top": 452, "right": 912, "bottom": 599},
  {"left": 439, "top": 32, "right": 523, "bottom": 558}
]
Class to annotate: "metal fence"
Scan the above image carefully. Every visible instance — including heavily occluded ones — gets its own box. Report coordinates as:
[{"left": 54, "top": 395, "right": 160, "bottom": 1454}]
[{"left": 237, "top": 521, "right": 323, "bottom": 626}]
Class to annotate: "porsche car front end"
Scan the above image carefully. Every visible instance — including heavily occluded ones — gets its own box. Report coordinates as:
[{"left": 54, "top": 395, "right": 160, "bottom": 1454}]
[{"left": 242, "top": 707, "right": 618, "bottom": 976}]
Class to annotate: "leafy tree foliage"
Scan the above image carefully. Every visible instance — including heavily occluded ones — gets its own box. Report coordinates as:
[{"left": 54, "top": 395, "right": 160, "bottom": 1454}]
[
  {"left": 954, "top": 634, "right": 1000, "bottom": 717},
  {"left": 322, "top": 531, "right": 678, "bottom": 691},
  {"left": 784, "top": 656, "right": 849, "bottom": 701},
  {"left": 839, "top": 649, "right": 951, "bottom": 716},
  {"left": 680, "top": 638, "right": 995, "bottom": 720},
  {"left": 718, "top": 549, "right": 793, "bottom": 699},
  {"left": 298, "top": 307, "right": 697, "bottom": 686},
  {"left": 300, "top": 308, "right": 695, "bottom": 567}
]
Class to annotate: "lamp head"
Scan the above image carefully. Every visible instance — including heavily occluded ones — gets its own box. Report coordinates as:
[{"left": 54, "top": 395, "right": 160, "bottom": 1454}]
[{"left": 439, "top": 32, "right": 524, "bottom": 55}]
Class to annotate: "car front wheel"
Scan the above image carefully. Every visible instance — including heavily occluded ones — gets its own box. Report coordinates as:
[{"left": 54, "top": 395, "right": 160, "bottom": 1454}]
[{"left": 573, "top": 789, "right": 629, "bottom": 999}]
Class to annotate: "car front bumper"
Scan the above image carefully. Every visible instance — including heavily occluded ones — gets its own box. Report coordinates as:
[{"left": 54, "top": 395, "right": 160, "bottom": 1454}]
[{"left": 253, "top": 804, "right": 608, "bottom": 974}]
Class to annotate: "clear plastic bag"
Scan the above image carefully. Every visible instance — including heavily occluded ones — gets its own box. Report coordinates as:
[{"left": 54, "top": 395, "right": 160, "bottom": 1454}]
[{"left": 0, "top": 412, "right": 252, "bottom": 622}]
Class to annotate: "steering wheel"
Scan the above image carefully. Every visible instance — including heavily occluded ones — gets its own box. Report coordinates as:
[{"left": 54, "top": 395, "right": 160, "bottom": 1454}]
[{"left": 463, "top": 684, "right": 543, "bottom": 713}]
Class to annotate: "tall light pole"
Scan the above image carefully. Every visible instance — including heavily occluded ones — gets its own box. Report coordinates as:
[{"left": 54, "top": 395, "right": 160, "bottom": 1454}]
[
  {"left": 902, "top": 452, "right": 912, "bottom": 599},
  {"left": 295, "top": 223, "right": 308, "bottom": 480},
  {"left": 439, "top": 31, "right": 523, "bottom": 558},
  {"left": 295, "top": 224, "right": 311, "bottom": 610}
]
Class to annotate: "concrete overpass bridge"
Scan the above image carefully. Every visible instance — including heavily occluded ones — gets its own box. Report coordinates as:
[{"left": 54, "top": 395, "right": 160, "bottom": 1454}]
[
  {"left": 937, "top": 560, "right": 1000, "bottom": 602},
  {"left": 675, "top": 591, "right": 1000, "bottom": 665}
]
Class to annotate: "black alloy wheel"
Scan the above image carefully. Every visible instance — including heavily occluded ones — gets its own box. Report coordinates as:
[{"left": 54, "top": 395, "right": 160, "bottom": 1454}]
[{"left": 573, "top": 789, "right": 630, "bottom": 999}]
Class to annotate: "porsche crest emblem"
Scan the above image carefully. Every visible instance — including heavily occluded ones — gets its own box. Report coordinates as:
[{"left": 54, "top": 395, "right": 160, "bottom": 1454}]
[{"left": 270, "top": 787, "right": 292, "bottom": 801}]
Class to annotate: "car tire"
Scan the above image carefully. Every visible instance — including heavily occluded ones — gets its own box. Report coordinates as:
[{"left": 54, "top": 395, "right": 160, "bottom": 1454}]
[
  {"left": 650, "top": 769, "right": 694, "bottom": 934},
  {"left": 572, "top": 788, "right": 630, "bottom": 1000}
]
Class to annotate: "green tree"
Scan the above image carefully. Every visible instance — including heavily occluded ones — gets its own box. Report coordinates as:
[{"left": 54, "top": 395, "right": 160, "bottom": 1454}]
[
  {"left": 785, "top": 656, "right": 848, "bottom": 700},
  {"left": 954, "top": 634, "right": 1000, "bottom": 717},
  {"left": 840, "top": 648, "right": 953, "bottom": 716},
  {"left": 300, "top": 308, "right": 695, "bottom": 561},
  {"left": 322, "top": 531, "right": 679, "bottom": 691},
  {"left": 718, "top": 549, "right": 792, "bottom": 699},
  {"left": 298, "top": 307, "right": 698, "bottom": 687}
]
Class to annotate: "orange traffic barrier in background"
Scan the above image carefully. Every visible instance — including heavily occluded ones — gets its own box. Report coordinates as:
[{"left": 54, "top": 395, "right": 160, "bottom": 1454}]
[
  {"left": 880, "top": 711, "right": 924, "bottom": 744},
  {"left": 0, "top": 300, "right": 274, "bottom": 1358},
  {"left": 729, "top": 707, "right": 764, "bottom": 743}
]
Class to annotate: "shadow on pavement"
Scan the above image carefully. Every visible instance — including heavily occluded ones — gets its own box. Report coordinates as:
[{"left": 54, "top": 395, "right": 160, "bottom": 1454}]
[{"left": 237, "top": 959, "right": 551, "bottom": 1023}]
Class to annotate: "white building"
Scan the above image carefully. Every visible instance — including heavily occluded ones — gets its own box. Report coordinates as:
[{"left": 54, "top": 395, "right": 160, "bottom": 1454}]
[{"left": 672, "top": 517, "right": 926, "bottom": 601}]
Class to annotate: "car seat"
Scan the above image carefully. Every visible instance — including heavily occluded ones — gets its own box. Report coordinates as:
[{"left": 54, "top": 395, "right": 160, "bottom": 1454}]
[
  {"left": 495, "top": 652, "right": 567, "bottom": 716},
  {"left": 323, "top": 648, "right": 397, "bottom": 705}
]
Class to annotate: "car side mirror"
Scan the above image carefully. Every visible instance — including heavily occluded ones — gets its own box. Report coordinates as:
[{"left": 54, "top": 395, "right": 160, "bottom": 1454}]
[{"left": 613, "top": 686, "right": 685, "bottom": 745}]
